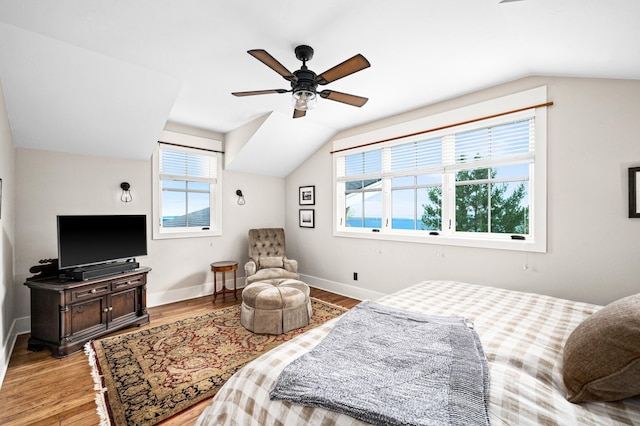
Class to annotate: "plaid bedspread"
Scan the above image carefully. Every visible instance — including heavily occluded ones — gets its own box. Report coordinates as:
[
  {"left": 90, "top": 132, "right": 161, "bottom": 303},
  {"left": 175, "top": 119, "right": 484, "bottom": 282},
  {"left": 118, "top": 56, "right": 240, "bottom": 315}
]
[{"left": 196, "top": 281, "right": 640, "bottom": 425}]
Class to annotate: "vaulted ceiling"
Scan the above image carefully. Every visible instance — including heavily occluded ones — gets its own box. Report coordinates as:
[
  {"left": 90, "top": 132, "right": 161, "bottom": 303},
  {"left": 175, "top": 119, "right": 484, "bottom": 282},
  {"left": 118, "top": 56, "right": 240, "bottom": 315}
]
[{"left": 0, "top": 1, "right": 638, "bottom": 176}]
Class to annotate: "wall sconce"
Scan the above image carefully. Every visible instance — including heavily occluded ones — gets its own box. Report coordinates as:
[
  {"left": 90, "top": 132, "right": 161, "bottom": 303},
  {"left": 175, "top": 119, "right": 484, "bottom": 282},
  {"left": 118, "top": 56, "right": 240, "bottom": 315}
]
[
  {"left": 120, "top": 182, "right": 132, "bottom": 203},
  {"left": 236, "top": 189, "right": 246, "bottom": 206}
]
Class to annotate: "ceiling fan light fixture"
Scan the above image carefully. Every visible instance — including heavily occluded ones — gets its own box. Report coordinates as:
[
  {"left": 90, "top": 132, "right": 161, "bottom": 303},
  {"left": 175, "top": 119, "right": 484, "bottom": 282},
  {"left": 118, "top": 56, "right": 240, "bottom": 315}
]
[
  {"left": 292, "top": 89, "right": 317, "bottom": 111},
  {"left": 234, "top": 45, "right": 370, "bottom": 118}
]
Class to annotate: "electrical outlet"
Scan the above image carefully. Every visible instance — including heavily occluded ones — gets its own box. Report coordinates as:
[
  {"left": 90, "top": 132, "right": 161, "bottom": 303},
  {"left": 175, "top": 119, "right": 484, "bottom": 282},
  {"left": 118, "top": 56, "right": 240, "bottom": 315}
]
[{"left": 353, "top": 272, "right": 358, "bottom": 281}]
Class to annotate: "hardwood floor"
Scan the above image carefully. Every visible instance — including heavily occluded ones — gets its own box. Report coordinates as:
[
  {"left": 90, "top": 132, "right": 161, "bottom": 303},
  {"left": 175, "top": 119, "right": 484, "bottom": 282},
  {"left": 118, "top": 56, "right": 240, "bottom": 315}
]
[{"left": 0, "top": 287, "right": 360, "bottom": 426}]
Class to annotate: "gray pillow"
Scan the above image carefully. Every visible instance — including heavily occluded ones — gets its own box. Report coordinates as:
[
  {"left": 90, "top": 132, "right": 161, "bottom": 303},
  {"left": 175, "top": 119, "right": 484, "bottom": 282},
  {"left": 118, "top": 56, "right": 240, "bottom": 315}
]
[
  {"left": 259, "top": 256, "right": 284, "bottom": 269},
  {"left": 562, "top": 293, "right": 640, "bottom": 403}
]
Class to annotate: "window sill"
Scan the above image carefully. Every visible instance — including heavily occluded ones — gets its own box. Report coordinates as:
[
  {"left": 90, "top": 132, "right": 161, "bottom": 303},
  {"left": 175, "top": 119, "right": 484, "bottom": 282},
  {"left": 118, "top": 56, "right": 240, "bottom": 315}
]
[
  {"left": 152, "top": 228, "right": 221, "bottom": 240},
  {"left": 333, "top": 228, "right": 545, "bottom": 253}
]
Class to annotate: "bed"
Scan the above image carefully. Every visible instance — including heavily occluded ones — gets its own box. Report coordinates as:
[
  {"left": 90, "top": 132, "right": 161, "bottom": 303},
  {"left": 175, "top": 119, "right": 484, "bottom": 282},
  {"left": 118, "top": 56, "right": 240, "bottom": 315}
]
[{"left": 196, "top": 281, "right": 640, "bottom": 425}]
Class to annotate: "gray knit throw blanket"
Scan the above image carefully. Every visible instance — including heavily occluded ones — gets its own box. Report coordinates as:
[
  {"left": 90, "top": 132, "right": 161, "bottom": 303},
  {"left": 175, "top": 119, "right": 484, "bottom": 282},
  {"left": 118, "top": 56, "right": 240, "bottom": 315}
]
[{"left": 270, "top": 301, "right": 490, "bottom": 426}]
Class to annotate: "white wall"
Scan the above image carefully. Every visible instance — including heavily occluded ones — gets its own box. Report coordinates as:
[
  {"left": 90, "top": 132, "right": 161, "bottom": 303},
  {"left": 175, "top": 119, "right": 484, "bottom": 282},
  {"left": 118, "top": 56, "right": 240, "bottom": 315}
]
[
  {"left": 285, "top": 76, "right": 640, "bottom": 306},
  {"left": 12, "top": 148, "right": 286, "bottom": 320},
  {"left": 0, "top": 78, "right": 16, "bottom": 386}
]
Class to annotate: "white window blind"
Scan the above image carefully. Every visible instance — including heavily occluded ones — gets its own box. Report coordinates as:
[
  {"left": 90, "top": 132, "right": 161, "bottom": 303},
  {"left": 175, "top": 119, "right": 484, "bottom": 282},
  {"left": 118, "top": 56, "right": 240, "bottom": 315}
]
[
  {"left": 341, "top": 149, "right": 382, "bottom": 178},
  {"left": 390, "top": 136, "right": 443, "bottom": 173},
  {"left": 448, "top": 118, "right": 534, "bottom": 172},
  {"left": 159, "top": 144, "right": 217, "bottom": 183}
]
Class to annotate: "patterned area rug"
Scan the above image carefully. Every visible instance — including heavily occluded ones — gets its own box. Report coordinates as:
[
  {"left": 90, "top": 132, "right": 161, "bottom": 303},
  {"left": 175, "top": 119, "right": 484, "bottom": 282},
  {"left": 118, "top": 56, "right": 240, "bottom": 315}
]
[{"left": 85, "top": 298, "right": 347, "bottom": 426}]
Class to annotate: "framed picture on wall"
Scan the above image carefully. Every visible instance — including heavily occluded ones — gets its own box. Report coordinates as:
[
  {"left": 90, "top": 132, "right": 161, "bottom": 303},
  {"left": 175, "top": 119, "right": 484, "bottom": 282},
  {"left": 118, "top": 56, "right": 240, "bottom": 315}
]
[
  {"left": 299, "top": 185, "right": 315, "bottom": 205},
  {"left": 299, "top": 209, "right": 315, "bottom": 228},
  {"left": 629, "top": 167, "right": 640, "bottom": 218}
]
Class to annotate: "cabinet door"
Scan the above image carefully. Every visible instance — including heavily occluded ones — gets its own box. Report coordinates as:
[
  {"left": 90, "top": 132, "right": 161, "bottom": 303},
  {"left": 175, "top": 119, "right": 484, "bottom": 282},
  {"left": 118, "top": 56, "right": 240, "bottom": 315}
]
[
  {"left": 67, "top": 296, "right": 108, "bottom": 341},
  {"left": 109, "top": 287, "right": 140, "bottom": 328}
]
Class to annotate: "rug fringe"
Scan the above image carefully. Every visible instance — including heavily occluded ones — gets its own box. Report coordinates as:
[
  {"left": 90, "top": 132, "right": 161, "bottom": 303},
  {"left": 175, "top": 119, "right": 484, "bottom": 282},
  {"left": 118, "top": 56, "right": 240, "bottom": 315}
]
[{"left": 84, "top": 341, "right": 111, "bottom": 426}]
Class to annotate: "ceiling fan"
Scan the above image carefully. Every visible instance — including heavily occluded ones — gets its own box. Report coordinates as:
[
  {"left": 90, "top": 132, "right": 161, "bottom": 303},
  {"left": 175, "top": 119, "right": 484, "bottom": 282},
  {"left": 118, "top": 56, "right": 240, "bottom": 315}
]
[{"left": 232, "top": 45, "right": 370, "bottom": 119}]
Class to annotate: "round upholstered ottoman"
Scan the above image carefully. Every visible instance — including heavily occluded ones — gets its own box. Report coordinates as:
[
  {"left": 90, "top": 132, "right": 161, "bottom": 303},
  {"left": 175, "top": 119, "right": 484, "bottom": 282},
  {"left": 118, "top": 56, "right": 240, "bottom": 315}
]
[{"left": 240, "top": 279, "right": 312, "bottom": 334}]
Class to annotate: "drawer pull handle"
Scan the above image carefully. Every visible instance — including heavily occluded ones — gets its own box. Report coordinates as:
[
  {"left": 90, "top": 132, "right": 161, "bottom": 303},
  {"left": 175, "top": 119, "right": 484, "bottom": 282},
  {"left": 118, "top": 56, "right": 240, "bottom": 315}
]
[
  {"left": 91, "top": 289, "right": 97, "bottom": 294},
  {"left": 103, "top": 308, "right": 109, "bottom": 313}
]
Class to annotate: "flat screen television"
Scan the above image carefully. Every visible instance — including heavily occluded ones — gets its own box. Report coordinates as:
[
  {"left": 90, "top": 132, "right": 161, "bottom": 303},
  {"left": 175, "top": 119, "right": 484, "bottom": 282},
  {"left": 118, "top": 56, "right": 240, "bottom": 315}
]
[{"left": 57, "top": 214, "right": 147, "bottom": 269}]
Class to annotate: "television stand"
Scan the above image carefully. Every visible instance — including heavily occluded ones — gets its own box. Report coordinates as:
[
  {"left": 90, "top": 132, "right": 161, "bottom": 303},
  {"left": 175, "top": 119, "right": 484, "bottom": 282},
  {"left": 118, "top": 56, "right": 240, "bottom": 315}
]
[{"left": 24, "top": 267, "right": 151, "bottom": 358}]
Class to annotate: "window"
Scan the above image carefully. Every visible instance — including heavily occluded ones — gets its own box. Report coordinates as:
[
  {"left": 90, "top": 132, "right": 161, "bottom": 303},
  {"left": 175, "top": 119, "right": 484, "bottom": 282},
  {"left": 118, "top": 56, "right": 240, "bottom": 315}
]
[
  {"left": 333, "top": 87, "right": 548, "bottom": 252},
  {"left": 152, "top": 142, "right": 222, "bottom": 239},
  {"left": 344, "top": 150, "right": 382, "bottom": 228}
]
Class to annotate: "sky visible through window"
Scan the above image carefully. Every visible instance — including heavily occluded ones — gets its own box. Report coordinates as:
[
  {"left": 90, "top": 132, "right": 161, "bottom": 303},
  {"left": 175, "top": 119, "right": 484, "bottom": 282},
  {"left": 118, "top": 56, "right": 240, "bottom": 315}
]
[{"left": 160, "top": 148, "right": 213, "bottom": 227}]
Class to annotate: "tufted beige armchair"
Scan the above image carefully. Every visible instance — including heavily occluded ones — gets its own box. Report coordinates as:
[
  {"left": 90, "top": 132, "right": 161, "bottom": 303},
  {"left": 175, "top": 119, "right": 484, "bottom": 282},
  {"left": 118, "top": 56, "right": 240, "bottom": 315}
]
[{"left": 245, "top": 228, "right": 300, "bottom": 285}]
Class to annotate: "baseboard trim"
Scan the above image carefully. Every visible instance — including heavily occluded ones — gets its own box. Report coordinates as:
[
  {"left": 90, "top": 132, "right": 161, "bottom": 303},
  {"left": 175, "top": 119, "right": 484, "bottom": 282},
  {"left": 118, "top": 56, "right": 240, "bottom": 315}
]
[
  {"left": 1, "top": 316, "right": 30, "bottom": 389},
  {"left": 299, "top": 274, "right": 386, "bottom": 302},
  {"left": 146, "top": 275, "right": 385, "bottom": 307},
  {"left": 147, "top": 277, "right": 247, "bottom": 307}
]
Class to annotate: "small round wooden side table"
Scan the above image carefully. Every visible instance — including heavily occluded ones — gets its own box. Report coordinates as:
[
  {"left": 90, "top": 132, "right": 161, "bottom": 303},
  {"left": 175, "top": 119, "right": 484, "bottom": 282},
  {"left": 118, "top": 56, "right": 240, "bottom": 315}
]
[{"left": 210, "top": 261, "right": 238, "bottom": 302}]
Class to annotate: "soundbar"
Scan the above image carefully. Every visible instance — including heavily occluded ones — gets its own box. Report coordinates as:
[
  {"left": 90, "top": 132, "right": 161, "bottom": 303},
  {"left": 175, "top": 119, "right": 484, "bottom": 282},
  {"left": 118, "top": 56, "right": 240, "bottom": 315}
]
[{"left": 64, "top": 261, "right": 140, "bottom": 281}]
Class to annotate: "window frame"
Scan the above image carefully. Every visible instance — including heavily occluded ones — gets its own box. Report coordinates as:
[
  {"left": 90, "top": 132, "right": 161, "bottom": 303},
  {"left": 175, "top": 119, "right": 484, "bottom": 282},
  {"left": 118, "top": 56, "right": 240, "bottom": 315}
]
[
  {"left": 152, "top": 139, "right": 223, "bottom": 240},
  {"left": 333, "top": 87, "right": 548, "bottom": 253}
]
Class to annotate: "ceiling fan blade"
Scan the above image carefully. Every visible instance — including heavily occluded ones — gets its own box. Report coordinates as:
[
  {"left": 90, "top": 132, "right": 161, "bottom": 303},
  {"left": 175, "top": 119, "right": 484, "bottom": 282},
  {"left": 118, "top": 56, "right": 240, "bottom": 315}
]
[
  {"left": 319, "top": 90, "right": 368, "bottom": 107},
  {"left": 316, "top": 54, "right": 370, "bottom": 85},
  {"left": 293, "top": 109, "right": 306, "bottom": 119},
  {"left": 232, "top": 89, "right": 289, "bottom": 97},
  {"left": 248, "top": 49, "right": 295, "bottom": 81}
]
